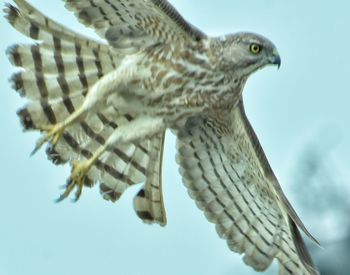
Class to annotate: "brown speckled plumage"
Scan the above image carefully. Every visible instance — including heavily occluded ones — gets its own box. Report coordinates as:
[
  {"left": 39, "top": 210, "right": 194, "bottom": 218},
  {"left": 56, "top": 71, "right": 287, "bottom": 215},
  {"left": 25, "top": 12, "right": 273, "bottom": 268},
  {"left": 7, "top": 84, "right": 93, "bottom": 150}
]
[{"left": 5, "top": 0, "right": 318, "bottom": 274}]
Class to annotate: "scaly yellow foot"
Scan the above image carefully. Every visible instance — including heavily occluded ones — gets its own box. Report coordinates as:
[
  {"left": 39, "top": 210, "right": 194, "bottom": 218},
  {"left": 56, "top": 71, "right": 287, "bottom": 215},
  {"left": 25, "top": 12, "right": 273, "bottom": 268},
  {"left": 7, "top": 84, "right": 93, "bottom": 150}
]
[
  {"left": 56, "top": 159, "right": 94, "bottom": 202},
  {"left": 31, "top": 123, "right": 65, "bottom": 156},
  {"left": 55, "top": 138, "right": 108, "bottom": 202}
]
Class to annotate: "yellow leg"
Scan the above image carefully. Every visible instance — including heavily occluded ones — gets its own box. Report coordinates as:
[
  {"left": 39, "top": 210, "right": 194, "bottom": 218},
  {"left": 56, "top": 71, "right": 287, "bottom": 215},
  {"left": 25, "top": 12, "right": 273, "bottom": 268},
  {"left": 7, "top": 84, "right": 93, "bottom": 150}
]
[
  {"left": 56, "top": 144, "right": 108, "bottom": 202},
  {"left": 56, "top": 116, "right": 165, "bottom": 202},
  {"left": 31, "top": 107, "right": 86, "bottom": 155},
  {"left": 31, "top": 123, "right": 65, "bottom": 155}
]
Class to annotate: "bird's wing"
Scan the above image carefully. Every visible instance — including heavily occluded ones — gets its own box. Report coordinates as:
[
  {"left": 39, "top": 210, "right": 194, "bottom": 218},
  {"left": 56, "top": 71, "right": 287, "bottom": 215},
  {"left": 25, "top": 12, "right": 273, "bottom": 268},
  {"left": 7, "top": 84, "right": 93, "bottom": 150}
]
[
  {"left": 176, "top": 100, "right": 319, "bottom": 274},
  {"left": 64, "top": 0, "right": 206, "bottom": 50},
  {"left": 5, "top": 1, "right": 167, "bottom": 225}
]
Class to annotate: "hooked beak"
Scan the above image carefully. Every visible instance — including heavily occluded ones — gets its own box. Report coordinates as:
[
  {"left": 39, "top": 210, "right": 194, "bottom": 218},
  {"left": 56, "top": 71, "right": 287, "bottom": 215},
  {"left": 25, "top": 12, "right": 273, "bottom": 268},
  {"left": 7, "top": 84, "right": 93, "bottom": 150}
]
[{"left": 270, "top": 48, "right": 281, "bottom": 69}]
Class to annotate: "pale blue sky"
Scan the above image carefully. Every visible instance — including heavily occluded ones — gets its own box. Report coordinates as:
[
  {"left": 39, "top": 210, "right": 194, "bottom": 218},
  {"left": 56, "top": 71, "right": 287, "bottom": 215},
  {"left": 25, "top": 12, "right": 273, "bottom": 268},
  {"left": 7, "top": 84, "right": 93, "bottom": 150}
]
[{"left": 0, "top": 1, "right": 349, "bottom": 275}]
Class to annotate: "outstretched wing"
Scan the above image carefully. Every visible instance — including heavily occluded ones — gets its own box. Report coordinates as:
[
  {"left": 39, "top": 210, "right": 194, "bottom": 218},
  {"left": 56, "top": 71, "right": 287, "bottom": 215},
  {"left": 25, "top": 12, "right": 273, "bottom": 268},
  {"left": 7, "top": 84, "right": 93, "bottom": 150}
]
[
  {"left": 64, "top": 0, "right": 206, "bottom": 50},
  {"left": 5, "top": 0, "right": 167, "bottom": 225},
  {"left": 176, "top": 100, "right": 318, "bottom": 274}
]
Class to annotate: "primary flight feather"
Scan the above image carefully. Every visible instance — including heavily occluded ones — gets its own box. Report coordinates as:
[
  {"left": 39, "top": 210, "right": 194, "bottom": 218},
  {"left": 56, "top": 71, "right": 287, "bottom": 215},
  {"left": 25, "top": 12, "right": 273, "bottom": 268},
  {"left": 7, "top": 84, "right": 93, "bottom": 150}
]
[{"left": 4, "top": 0, "right": 318, "bottom": 274}]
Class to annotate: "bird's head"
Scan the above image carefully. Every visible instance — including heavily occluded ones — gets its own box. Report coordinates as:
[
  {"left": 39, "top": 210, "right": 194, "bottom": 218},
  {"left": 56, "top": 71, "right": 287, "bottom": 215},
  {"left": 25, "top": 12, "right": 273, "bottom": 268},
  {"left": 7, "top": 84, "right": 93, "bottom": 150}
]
[{"left": 212, "top": 32, "right": 281, "bottom": 78}]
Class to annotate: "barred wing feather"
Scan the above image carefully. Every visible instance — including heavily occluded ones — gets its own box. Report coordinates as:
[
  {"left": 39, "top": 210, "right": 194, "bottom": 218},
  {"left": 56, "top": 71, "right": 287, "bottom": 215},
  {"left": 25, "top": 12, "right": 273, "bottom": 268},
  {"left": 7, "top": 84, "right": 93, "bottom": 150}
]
[
  {"left": 5, "top": 0, "right": 166, "bottom": 225},
  {"left": 64, "top": 0, "right": 206, "bottom": 50},
  {"left": 176, "top": 100, "right": 318, "bottom": 274}
]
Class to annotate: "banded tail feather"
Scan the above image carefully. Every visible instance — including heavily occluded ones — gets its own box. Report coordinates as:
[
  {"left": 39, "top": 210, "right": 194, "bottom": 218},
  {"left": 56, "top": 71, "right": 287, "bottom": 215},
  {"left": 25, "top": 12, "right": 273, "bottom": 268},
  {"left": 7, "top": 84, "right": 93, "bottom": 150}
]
[
  {"left": 134, "top": 132, "right": 167, "bottom": 226},
  {"left": 5, "top": 0, "right": 167, "bottom": 225}
]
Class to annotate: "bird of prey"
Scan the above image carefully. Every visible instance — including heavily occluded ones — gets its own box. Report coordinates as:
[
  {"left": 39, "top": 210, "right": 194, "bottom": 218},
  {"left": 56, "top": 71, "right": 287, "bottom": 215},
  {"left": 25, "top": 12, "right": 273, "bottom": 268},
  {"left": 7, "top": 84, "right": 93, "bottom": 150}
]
[{"left": 5, "top": 0, "right": 319, "bottom": 274}]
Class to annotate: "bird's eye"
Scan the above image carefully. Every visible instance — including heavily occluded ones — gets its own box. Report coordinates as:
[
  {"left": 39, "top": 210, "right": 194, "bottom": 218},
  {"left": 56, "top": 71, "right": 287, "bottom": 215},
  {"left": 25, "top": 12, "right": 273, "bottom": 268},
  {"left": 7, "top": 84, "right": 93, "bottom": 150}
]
[{"left": 250, "top": 43, "right": 262, "bottom": 54}]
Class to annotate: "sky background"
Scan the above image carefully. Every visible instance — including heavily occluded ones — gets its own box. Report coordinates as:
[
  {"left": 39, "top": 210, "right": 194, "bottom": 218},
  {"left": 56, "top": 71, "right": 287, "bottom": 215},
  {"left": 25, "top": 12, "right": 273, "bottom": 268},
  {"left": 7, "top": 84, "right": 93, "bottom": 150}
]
[{"left": 0, "top": 1, "right": 349, "bottom": 275}]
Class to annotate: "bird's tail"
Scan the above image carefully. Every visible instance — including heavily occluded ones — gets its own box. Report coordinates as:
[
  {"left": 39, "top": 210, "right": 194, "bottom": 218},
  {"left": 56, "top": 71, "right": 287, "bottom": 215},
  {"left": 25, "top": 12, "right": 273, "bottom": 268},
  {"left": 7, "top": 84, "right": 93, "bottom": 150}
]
[{"left": 5, "top": 0, "right": 167, "bottom": 225}]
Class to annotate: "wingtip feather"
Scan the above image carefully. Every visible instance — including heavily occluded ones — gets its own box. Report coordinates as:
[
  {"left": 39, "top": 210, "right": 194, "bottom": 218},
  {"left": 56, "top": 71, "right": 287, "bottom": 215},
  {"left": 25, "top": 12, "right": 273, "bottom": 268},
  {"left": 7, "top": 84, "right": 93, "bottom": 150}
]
[
  {"left": 17, "top": 107, "right": 35, "bottom": 130},
  {"left": 289, "top": 217, "right": 319, "bottom": 275},
  {"left": 9, "top": 72, "right": 25, "bottom": 97},
  {"left": 3, "top": 3, "right": 20, "bottom": 26},
  {"left": 6, "top": 44, "right": 22, "bottom": 67}
]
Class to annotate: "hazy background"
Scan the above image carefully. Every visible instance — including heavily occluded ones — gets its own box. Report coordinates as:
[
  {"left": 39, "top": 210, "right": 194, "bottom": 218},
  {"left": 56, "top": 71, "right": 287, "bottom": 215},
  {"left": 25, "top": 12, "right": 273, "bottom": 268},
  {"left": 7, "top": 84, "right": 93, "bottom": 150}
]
[{"left": 1, "top": 1, "right": 349, "bottom": 274}]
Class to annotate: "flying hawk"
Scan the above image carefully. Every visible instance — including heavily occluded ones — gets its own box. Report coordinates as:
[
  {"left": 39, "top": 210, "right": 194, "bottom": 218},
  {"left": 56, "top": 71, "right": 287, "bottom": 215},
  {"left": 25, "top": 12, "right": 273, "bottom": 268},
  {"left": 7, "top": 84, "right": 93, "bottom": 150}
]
[{"left": 5, "top": 0, "right": 319, "bottom": 274}]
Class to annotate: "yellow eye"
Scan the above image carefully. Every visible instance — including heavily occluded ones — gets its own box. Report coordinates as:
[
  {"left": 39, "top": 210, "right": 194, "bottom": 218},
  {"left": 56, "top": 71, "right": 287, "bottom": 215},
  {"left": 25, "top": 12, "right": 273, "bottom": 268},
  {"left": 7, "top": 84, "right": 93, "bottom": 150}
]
[{"left": 250, "top": 43, "right": 261, "bottom": 54}]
